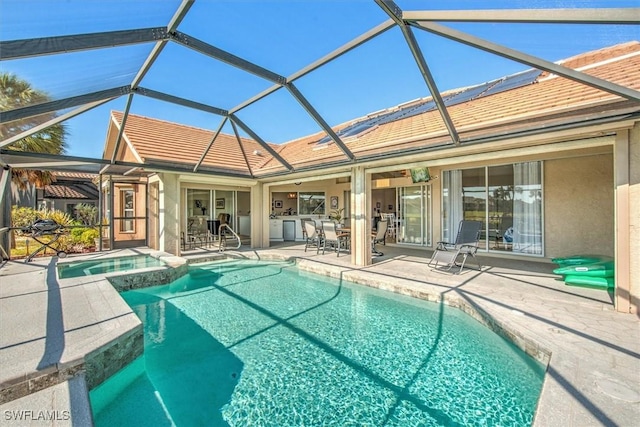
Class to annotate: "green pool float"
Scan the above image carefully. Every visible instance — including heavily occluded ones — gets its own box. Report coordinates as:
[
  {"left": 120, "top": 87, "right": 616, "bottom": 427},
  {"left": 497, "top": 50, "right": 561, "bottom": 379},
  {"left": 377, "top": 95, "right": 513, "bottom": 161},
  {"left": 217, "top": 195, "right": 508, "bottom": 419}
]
[
  {"left": 553, "top": 260, "right": 615, "bottom": 278},
  {"left": 564, "top": 275, "right": 615, "bottom": 289},
  {"left": 551, "top": 255, "right": 610, "bottom": 266}
]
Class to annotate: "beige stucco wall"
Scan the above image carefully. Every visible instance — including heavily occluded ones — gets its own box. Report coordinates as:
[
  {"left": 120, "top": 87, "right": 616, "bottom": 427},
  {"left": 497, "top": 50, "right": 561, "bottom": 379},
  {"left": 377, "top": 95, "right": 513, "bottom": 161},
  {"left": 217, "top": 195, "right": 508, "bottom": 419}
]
[
  {"left": 544, "top": 153, "right": 614, "bottom": 259},
  {"left": 628, "top": 123, "right": 639, "bottom": 315}
]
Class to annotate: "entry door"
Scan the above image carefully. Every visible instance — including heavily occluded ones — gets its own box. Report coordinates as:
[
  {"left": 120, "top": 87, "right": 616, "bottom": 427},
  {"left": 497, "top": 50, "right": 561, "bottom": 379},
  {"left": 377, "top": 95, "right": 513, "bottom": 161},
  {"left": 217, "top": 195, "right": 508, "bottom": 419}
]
[
  {"left": 398, "top": 185, "right": 431, "bottom": 246},
  {"left": 113, "top": 182, "right": 147, "bottom": 249}
]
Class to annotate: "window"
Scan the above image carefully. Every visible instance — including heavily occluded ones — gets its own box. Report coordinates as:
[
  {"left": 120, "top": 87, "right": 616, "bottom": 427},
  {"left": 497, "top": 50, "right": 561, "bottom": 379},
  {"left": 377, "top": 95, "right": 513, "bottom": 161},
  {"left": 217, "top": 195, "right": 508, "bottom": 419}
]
[
  {"left": 442, "top": 162, "right": 542, "bottom": 255},
  {"left": 298, "top": 192, "right": 325, "bottom": 215},
  {"left": 120, "top": 189, "right": 134, "bottom": 232},
  {"left": 66, "top": 203, "right": 77, "bottom": 218}
]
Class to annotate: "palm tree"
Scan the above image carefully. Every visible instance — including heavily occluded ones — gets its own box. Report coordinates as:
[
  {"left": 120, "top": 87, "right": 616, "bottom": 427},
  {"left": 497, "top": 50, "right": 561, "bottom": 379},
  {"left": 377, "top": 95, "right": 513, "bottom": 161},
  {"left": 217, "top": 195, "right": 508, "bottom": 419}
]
[{"left": 0, "top": 72, "right": 67, "bottom": 189}]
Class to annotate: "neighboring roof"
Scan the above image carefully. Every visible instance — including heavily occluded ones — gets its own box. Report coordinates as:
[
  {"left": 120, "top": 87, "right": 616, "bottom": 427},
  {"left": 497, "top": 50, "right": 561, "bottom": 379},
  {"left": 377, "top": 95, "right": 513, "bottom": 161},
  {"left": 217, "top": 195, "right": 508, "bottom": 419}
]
[
  {"left": 43, "top": 171, "right": 99, "bottom": 200},
  {"left": 52, "top": 171, "right": 97, "bottom": 180},
  {"left": 111, "top": 41, "right": 640, "bottom": 177},
  {"left": 43, "top": 184, "right": 91, "bottom": 200}
]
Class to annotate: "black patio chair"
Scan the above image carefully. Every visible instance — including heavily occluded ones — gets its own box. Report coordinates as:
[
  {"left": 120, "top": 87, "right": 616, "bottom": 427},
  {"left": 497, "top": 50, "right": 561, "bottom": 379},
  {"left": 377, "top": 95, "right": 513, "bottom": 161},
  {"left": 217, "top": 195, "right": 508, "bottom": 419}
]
[{"left": 428, "top": 220, "right": 483, "bottom": 273}]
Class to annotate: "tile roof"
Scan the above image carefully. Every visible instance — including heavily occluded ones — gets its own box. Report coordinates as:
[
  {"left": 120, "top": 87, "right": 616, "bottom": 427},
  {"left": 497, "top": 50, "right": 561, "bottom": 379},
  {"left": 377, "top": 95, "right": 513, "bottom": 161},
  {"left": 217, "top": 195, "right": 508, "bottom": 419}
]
[
  {"left": 112, "top": 41, "right": 640, "bottom": 177},
  {"left": 52, "top": 171, "right": 97, "bottom": 180},
  {"left": 110, "top": 112, "right": 275, "bottom": 176},
  {"left": 43, "top": 184, "right": 89, "bottom": 199}
]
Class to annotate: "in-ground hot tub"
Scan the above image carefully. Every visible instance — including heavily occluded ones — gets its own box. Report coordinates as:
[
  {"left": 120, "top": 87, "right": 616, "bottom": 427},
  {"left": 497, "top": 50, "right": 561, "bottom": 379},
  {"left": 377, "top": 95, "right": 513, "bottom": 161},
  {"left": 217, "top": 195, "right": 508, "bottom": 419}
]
[{"left": 57, "top": 255, "right": 166, "bottom": 279}]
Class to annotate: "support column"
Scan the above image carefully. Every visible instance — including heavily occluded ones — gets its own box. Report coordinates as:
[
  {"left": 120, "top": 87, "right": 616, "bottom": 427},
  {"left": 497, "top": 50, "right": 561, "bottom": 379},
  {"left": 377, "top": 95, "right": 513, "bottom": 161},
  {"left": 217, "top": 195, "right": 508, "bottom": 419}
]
[
  {"left": 158, "top": 173, "right": 181, "bottom": 255},
  {"left": 351, "top": 166, "right": 371, "bottom": 266},
  {"left": 614, "top": 129, "right": 632, "bottom": 314},
  {"left": 98, "top": 174, "right": 103, "bottom": 251},
  {"left": 251, "top": 181, "right": 265, "bottom": 248},
  {"left": 109, "top": 177, "right": 114, "bottom": 250},
  {"left": 630, "top": 124, "right": 640, "bottom": 315},
  {"left": 0, "top": 167, "right": 11, "bottom": 260}
]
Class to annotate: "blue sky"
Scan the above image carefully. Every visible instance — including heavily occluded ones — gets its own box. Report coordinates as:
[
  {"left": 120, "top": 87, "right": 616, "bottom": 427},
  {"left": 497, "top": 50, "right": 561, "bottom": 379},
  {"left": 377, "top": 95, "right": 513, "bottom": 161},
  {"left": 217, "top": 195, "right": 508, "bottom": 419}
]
[{"left": 1, "top": 0, "right": 638, "bottom": 159}]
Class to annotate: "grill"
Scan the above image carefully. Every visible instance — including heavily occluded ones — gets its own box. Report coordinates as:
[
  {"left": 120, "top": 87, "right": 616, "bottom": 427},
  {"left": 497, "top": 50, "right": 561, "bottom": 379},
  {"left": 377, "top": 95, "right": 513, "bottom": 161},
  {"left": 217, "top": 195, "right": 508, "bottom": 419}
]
[{"left": 21, "top": 219, "right": 68, "bottom": 262}]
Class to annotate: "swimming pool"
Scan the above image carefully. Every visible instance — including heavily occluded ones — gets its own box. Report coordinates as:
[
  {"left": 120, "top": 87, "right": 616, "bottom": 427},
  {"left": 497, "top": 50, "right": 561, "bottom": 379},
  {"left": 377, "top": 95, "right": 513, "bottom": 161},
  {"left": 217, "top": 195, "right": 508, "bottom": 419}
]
[
  {"left": 90, "top": 259, "right": 545, "bottom": 426},
  {"left": 57, "top": 255, "right": 166, "bottom": 279}
]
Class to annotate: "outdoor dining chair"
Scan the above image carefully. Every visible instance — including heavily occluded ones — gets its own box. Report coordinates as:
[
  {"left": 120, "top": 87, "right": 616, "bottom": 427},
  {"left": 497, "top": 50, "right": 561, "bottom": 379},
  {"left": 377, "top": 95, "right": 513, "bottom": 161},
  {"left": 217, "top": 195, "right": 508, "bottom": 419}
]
[
  {"left": 303, "top": 219, "right": 322, "bottom": 253},
  {"left": 371, "top": 220, "right": 388, "bottom": 256},
  {"left": 320, "top": 221, "right": 350, "bottom": 256}
]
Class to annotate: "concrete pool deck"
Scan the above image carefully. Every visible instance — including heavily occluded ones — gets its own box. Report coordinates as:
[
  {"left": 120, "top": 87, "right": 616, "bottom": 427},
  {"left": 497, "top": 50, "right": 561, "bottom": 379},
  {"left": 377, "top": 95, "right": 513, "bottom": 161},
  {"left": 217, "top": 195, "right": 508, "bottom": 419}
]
[{"left": 0, "top": 245, "right": 638, "bottom": 426}]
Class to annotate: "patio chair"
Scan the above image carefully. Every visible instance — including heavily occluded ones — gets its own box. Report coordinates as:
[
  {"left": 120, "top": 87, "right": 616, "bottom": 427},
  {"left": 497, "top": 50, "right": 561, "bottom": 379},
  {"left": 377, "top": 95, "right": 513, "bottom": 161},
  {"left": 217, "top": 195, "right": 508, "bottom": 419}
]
[
  {"left": 428, "top": 220, "right": 483, "bottom": 272},
  {"left": 300, "top": 217, "right": 312, "bottom": 240},
  {"left": 381, "top": 213, "right": 396, "bottom": 241},
  {"left": 218, "top": 213, "right": 230, "bottom": 224},
  {"left": 181, "top": 232, "right": 192, "bottom": 250},
  {"left": 320, "top": 221, "right": 349, "bottom": 256},
  {"left": 498, "top": 215, "right": 513, "bottom": 250},
  {"left": 371, "top": 220, "right": 388, "bottom": 256},
  {"left": 303, "top": 220, "right": 322, "bottom": 253},
  {"left": 190, "top": 216, "right": 212, "bottom": 248}
]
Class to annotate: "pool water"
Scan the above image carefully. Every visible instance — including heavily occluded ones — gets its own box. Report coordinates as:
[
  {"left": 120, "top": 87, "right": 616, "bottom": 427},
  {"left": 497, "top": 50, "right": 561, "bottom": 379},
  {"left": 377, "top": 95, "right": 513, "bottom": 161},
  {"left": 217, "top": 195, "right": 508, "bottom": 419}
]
[
  {"left": 57, "top": 255, "right": 165, "bottom": 279},
  {"left": 90, "top": 260, "right": 545, "bottom": 426}
]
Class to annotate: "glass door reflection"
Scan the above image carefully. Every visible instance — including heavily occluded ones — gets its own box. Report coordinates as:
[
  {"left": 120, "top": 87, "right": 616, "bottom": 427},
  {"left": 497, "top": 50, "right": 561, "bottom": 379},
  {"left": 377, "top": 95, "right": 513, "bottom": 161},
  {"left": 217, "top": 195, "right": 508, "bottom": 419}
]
[{"left": 398, "top": 185, "right": 431, "bottom": 246}]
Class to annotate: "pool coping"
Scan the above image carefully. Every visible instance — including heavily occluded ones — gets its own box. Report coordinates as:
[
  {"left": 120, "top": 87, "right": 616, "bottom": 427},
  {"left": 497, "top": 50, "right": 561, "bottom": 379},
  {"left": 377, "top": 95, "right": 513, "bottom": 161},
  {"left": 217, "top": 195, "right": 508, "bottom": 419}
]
[{"left": 0, "top": 250, "right": 187, "bottom": 406}]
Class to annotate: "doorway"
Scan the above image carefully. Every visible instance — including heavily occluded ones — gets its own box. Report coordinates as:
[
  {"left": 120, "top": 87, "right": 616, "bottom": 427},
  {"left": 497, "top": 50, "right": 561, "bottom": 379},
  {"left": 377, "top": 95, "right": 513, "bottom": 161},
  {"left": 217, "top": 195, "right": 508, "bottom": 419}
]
[
  {"left": 236, "top": 191, "right": 251, "bottom": 236},
  {"left": 397, "top": 185, "right": 432, "bottom": 246}
]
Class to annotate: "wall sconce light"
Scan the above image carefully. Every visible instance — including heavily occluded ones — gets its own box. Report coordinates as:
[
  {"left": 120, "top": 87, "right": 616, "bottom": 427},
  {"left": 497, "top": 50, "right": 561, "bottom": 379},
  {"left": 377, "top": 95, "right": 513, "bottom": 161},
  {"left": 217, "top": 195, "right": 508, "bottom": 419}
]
[{"left": 287, "top": 192, "right": 297, "bottom": 199}]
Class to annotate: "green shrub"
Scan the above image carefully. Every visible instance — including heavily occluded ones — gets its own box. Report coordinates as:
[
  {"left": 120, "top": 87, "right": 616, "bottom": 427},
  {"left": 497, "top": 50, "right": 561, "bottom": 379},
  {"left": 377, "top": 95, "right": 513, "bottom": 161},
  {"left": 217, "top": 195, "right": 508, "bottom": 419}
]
[
  {"left": 70, "top": 227, "right": 85, "bottom": 240},
  {"left": 80, "top": 228, "right": 99, "bottom": 246},
  {"left": 11, "top": 206, "right": 38, "bottom": 229},
  {"left": 74, "top": 203, "right": 98, "bottom": 226},
  {"left": 43, "top": 209, "right": 74, "bottom": 227},
  {"left": 12, "top": 206, "right": 74, "bottom": 228},
  {"left": 10, "top": 206, "right": 94, "bottom": 257}
]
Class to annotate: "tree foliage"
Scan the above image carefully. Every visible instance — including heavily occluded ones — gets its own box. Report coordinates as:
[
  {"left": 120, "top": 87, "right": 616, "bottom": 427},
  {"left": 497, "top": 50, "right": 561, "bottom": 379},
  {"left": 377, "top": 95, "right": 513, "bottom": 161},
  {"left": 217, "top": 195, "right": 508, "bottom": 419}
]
[
  {"left": 0, "top": 72, "right": 67, "bottom": 189},
  {"left": 74, "top": 203, "right": 98, "bottom": 225}
]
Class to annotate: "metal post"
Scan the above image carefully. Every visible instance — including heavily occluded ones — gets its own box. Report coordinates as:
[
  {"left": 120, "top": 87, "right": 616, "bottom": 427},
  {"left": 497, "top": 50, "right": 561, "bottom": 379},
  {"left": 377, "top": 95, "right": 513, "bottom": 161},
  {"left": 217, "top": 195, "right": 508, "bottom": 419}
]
[
  {"left": 109, "top": 176, "right": 114, "bottom": 250},
  {"left": 145, "top": 180, "right": 149, "bottom": 248},
  {"left": 98, "top": 173, "right": 103, "bottom": 251},
  {"left": 0, "top": 166, "right": 11, "bottom": 260}
]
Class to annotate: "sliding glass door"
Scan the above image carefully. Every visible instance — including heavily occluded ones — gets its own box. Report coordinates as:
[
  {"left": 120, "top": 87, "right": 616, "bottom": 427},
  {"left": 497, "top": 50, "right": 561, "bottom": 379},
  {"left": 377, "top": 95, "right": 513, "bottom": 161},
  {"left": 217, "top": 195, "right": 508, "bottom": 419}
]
[
  {"left": 397, "top": 185, "right": 431, "bottom": 246},
  {"left": 185, "top": 188, "right": 237, "bottom": 236},
  {"left": 442, "top": 162, "right": 543, "bottom": 255},
  {"left": 443, "top": 168, "right": 486, "bottom": 245}
]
